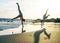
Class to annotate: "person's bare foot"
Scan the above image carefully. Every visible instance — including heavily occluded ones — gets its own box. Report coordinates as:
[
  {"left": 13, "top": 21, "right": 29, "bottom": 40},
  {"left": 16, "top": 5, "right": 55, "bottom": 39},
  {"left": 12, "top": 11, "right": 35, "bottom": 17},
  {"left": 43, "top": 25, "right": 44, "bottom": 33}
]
[{"left": 22, "top": 30, "right": 26, "bottom": 33}]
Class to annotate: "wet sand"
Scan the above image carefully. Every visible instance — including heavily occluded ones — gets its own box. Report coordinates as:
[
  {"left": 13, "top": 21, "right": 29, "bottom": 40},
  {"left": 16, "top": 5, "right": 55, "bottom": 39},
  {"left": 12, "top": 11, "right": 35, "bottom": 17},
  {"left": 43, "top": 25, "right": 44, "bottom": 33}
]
[{"left": 0, "top": 29, "right": 60, "bottom": 43}]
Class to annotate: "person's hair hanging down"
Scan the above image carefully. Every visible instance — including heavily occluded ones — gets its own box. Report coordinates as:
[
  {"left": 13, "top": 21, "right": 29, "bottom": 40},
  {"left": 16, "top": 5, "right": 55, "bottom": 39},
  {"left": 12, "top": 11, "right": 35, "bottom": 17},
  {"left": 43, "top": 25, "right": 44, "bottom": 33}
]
[{"left": 11, "top": 3, "right": 25, "bottom": 22}]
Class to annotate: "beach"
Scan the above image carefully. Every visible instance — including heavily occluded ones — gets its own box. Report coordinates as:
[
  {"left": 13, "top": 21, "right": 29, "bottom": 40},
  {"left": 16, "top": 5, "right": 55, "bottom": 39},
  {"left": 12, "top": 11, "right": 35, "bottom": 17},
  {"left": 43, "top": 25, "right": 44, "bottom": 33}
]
[{"left": 0, "top": 22, "right": 60, "bottom": 43}]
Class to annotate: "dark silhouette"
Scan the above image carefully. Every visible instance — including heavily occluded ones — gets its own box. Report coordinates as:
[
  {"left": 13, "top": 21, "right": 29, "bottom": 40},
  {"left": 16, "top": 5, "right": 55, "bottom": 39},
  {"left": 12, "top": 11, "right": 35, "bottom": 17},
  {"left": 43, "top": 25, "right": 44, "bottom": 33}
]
[
  {"left": 41, "top": 9, "right": 50, "bottom": 28},
  {"left": 11, "top": 3, "right": 25, "bottom": 21},
  {"left": 11, "top": 3, "right": 25, "bottom": 33},
  {"left": 34, "top": 28, "right": 51, "bottom": 43},
  {"left": 34, "top": 9, "right": 51, "bottom": 43}
]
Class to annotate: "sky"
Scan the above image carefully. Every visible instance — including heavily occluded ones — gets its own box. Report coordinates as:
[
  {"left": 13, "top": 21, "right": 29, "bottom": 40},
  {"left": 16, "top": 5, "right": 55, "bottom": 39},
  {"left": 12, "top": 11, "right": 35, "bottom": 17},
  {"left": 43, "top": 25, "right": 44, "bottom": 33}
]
[{"left": 0, "top": 0, "right": 60, "bottom": 19}]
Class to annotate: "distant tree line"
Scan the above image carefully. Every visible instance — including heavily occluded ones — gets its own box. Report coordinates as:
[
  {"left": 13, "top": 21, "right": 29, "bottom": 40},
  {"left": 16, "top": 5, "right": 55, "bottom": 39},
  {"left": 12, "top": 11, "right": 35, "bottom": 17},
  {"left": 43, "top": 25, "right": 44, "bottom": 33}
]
[
  {"left": 32, "top": 18, "right": 60, "bottom": 23},
  {"left": 54, "top": 18, "right": 60, "bottom": 23}
]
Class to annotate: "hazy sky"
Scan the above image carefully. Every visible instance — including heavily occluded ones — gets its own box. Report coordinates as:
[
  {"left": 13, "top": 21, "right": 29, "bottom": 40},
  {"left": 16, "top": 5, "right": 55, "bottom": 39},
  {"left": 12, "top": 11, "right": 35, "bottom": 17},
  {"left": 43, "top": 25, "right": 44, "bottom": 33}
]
[{"left": 0, "top": 0, "right": 60, "bottom": 19}]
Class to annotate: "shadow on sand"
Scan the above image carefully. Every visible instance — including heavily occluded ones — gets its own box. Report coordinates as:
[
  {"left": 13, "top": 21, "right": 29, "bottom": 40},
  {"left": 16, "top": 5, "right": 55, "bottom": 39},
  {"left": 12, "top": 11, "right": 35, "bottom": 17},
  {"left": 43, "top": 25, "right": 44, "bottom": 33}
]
[
  {"left": 34, "top": 30, "right": 44, "bottom": 43},
  {"left": 34, "top": 28, "right": 51, "bottom": 43}
]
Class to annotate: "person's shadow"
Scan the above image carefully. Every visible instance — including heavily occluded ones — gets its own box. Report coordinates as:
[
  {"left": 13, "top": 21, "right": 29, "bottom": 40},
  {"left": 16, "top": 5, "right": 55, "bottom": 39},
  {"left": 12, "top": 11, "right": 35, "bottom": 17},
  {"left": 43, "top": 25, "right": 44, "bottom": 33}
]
[
  {"left": 34, "top": 28, "right": 51, "bottom": 43},
  {"left": 34, "top": 29, "right": 45, "bottom": 43}
]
